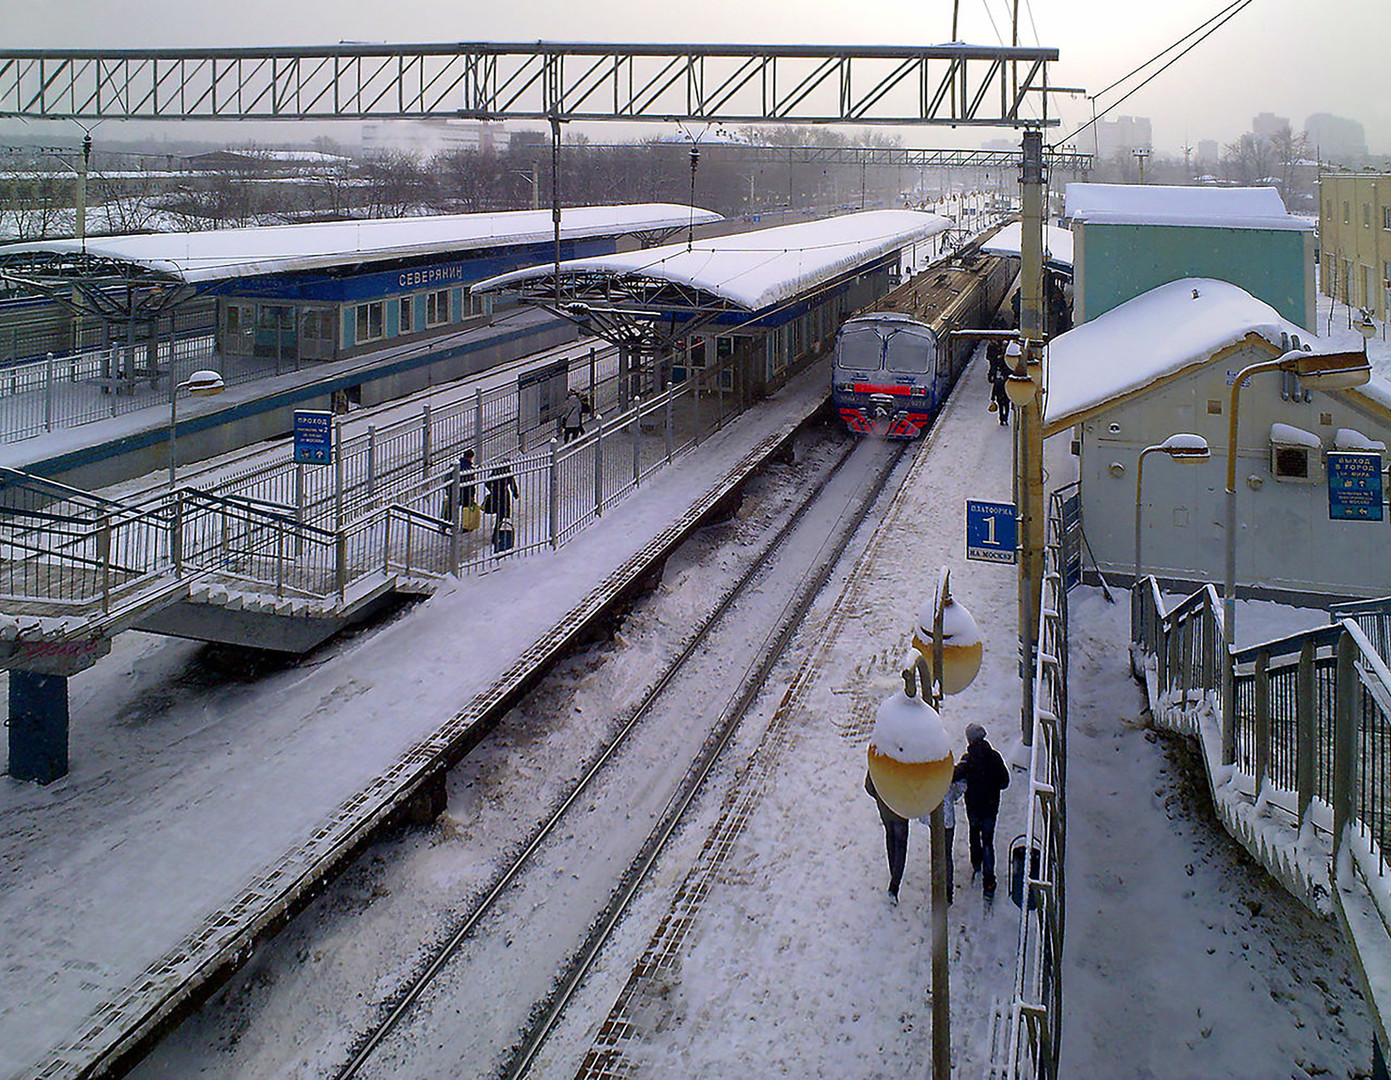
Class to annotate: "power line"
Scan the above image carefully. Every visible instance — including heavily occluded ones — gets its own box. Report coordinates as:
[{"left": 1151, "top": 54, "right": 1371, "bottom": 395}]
[{"left": 1055, "top": 0, "right": 1254, "bottom": 149}]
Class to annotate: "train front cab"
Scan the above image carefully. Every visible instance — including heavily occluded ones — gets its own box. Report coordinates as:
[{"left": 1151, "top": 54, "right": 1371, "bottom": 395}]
[{"left": 833, "top": 317, "right": 941, "bottom": 439}]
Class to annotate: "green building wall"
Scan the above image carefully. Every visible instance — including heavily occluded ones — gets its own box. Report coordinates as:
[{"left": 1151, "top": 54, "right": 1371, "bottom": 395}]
[{"left": 1076, "top": 223, "right": 1314, "bottom": 330}]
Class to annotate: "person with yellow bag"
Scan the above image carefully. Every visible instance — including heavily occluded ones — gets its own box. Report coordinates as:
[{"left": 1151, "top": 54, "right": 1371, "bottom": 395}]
[{"left": 441, "top": 449, "right": 482, "bottom": 534}]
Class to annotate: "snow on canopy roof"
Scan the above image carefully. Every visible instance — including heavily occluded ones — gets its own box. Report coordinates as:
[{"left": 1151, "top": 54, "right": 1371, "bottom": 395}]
[
  {"left": 1042, "top": 278, "right": 1384, "bottom": 434},
  {"left": 980, "top": 221, "right": 1074, "bottom": 269},
  {"left": 471, "top": 210, "right": 951, "bottom": 313},
  {"left": 1064, "top": 183, "right": 1312, "bottom": 231},
  {"left": 0, "top": 204, "right": 723, "bottom": 284}
]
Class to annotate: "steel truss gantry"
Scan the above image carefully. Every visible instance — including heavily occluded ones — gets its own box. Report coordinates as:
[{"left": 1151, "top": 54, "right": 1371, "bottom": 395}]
[{"left": 0, "top": 41, "right": 1059, "bottom": 126}]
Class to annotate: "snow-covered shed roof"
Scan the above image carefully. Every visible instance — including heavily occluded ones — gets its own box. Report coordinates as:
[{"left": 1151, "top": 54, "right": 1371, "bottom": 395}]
[
  {"left": 1064, "top": 183, "right": 1312, "bottom": 232},
  {"left": 1042, "top": 277, "right": 1390, "bottom": 435},
  {"left": 470, "top": 210, "right": 950, "bottom": 313},
  {"left": 980, "top": 222, "right": 1074, "bottom": 271},
  {"left": 0, "top": 204, "right": 723, "bottom": 284}
]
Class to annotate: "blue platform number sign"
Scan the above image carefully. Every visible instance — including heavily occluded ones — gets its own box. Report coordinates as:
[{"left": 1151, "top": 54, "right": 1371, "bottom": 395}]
[
  {"left": 966, "top": 499, "right": 1018, "bottom": 563},
  {"left": 293, "top": 410, "right": 335, "bottom": 466},
  {"left": 1328, "top": 452, "right": 1384, "bottom": 521}
]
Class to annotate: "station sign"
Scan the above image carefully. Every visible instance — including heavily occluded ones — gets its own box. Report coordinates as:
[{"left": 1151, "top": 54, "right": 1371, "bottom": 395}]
[
  {"left": 293, "top": 410, "right": 335, "bottom": 465},
  {"left": 966, "top": 499, "right": 1018, "bottom": 563},
  {"left": 1327, "top": 451, "right": 1384, "bottom": 521}
]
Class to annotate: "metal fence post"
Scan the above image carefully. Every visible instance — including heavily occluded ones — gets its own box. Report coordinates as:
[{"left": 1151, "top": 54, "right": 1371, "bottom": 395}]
[
  {"left": 367, "top": 424, "right": 377, "bottom": 497},
  {"left": 1296, "top": 639, "right": 1316, "bottom": 829},
  {"left": 1332, "top": 629, "right": 1357, "bottom": 867},
  {"left": 1253, "top": 650, "right": 1270, "bottom": 796},
  {"left": 549, "top": 437, "right": 561, "bottom": 549},
  {"left": 631, "top": 394, "right": 642, "bottom": 485},
  {"left": 336, "top": 533, "right": 347, "bottom": 605},
  {"left": 450, "top": 460, "right": 462, "bottom": 573},
  {"left": 171, "top": 492, "right": 184, "bottom": 576},
  {"left": 44, "top": 351, "right": 54, "bottom": 432},
  {"left": 98, "top": 516, "right": 112, "bottom": 614},
  {"left": 334, "top": 420, "right": 345, "bottom": 533},
  {"left": 294, "top": 463, "right": 305, "bottom": 558},
  {"left": 665, "top": 385, "right": 674, "bottom": 462},
  {"left": 474, "top": 387, "right": 484, "bottom": 458},
  {"left": 594, "top": 412, "right": 604, "bottom": 515},
  {"left": 422, "top": 403, "right": 433, "bottom": 475}
]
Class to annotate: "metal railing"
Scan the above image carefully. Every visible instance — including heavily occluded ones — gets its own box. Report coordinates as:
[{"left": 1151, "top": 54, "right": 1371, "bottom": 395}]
[
  {"left": 0, "top": 353, "right": 748, "bottom": 640},
  {"left": 994, "top": 484, "right": 1072, "bottom": 1079},
  {"left": 1131, "top": 574, "right": 1391, "bottom": 1059}
]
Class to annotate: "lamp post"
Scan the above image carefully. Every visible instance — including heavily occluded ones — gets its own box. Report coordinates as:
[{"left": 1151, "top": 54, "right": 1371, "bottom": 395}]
[
  {"left": 1221, "top": 348, "right": 1370, "bottom": 759},
  {"left": 1134, "top": 434, "right": 1210, "bottom": 585},
  {"left": 169, "top": 369, "right": 224, "bottom": 486},
  {"left": 869, "top": 567, "right": 982, "bottom": 1080}
]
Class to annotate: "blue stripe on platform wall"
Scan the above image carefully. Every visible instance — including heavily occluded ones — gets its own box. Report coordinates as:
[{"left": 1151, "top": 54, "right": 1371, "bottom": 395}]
[{"left": 24, "top": 320, "right": 557, "bottom": 479}]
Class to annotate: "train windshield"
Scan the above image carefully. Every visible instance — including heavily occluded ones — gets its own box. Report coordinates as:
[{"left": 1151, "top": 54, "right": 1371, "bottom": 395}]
[
  {"left": 836, "top": 325, "right": 884, "bottom": 372},
  {"left": 884, "top": 332, "right": 933, "bottom": 374}
]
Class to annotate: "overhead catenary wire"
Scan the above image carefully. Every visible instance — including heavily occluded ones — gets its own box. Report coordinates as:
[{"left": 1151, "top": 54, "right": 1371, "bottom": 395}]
[{"left": 1055, "top": 0, "right": 1254, "bottom": 149}]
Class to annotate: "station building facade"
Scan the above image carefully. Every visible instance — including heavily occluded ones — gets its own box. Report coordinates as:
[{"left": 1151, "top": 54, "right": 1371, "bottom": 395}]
[
  {"left": 1045, "top": 277, "right": 1391, "bottom": 601},
  {"left": 1318, "top": 172, "right": 1391, "bottom": 324}
]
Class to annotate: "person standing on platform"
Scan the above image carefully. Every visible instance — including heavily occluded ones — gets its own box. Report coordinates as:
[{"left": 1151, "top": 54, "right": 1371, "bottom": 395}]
[
  {"left": 483, "top": 462, "right": 520, "bottom": 554},
  {"left": 865, "top": 769, "right": 910, "bottom": 902},
  {"left": 562, "top": 388, "right": 586, "bottom": 443},
  {"left": 954, "top": 722, "right": 1010, "bottom": 898}
]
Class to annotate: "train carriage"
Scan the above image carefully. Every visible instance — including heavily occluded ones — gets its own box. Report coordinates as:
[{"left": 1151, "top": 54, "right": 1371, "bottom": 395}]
[{"left": 832, "top": 244, "right": 1013, "bottom": 438}]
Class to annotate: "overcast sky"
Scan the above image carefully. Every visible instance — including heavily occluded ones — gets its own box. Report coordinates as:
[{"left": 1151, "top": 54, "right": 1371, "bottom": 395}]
[{"left": 1, "top": 0, "right": 1387, "bottom": 156}]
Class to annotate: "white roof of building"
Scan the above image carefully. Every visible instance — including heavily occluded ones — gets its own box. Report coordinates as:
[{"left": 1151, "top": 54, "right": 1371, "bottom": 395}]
[
  {"left": 1064, "top": 183, "right": 1312, "bottom": 232},
  {"left": 1042, "top": 277, "right": 1390, "bottom": 434},
  {"left": 471, "top": 210, "right": 950, "bottom": 312},
  {"left": 980, "top": 222, "right": 1074, "bottom": 269},
  {"left": 0, "top": 204, "right": 724, "bottom": 284}
]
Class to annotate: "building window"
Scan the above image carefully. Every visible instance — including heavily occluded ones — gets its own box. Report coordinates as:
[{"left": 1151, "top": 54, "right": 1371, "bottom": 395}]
[
  {"left": 355, "top": 301, "right": 384, "bottom": 343},
  {"left": 399, "top": 296, "right": 414, "bottom": 335},
  {"left": 1384, "top": 206, "right": 1391, "bottom": 231},
  {"left": 688, "top": 337, "right": 707, "bottom": 369},
  {"left": 1343, "top": 201, "right": 1350, "bottom": 224},
  {"left": 426, "top": 289, "right": 450, "bottom": 327},
  {"left": 302, "top": 309, "right": 333, "bottom": 341},
  {"left": 1364, "top": 203, "right": 1372, "bottom": 227}
]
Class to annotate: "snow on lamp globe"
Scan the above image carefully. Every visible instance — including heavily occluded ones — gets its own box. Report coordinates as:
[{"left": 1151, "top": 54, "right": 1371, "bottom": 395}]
[
  {"left": 911, "top": 588, "right": 983, "bottom": 697},
  {"left": 866, "top": 674, "right": 954, "bottom": 819}
]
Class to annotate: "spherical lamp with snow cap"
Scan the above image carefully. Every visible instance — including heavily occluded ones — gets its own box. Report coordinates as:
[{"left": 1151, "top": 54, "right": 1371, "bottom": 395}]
[
  {"left": 911, "top": 591, "right": 983, "bottom": 696},
  {"left": 866, "top": 681, "right": 955, "bottom": 819}
]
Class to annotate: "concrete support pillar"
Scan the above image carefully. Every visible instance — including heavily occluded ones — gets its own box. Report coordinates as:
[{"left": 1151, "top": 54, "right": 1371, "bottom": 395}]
[{"left": 8, "top": 670, "right": 70, "bottom": 784}]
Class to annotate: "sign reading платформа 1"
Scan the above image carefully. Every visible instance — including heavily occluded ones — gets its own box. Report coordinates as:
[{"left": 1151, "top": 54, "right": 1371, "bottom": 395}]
[
  {"left": 965, "top": 499, "right": 1018, "bottom": 563},
  {"left": 1328, "top": 452, "right": 1384, "bottom": 521}
]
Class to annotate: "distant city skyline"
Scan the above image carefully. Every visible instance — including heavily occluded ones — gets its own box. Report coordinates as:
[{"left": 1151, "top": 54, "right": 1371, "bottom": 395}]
[{"left": 0, "top": 0, "right": 1386, "bottom": 157}]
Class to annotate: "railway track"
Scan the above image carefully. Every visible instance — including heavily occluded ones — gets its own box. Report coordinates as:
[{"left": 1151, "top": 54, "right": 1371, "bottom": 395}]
[{"left": 327, "top": 432, "right": 910, "bottom": 1079}]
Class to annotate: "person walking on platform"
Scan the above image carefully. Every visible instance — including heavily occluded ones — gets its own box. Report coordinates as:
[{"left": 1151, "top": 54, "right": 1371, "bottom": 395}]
[
  {"left": 440, "top": 448, "right": 479, "bottom": 535},
  {"left": 483, "top": 462, "right": 520, "bottom": 554},
  {"left": 562, "top": 388, "right": 586, "bottom": 443},
  {"left": 954, "top": 722, "right": 1009, "bottom": 898},
  {"left": 865, "top": 770, "right": 910, "bottom": 902},
  {"left": 985, "top": 340, "right": 1006, "bottom": 385},
  {"left": 990, "top": 368, "right": 1011, "bottom": 426},
  {"left": 921, "top": 777, "right": 967, "bottom": 903}
]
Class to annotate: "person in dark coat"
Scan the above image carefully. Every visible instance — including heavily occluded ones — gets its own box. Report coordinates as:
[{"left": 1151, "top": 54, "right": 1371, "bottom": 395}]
[
  {"left": 953, "top": 722, "right": 1010, "bottom": 897},
  {"left": 440, "top": 448, "right": 477, "bottom": 534},
  {"left": 985, "top": 340, "right": 1006, "bottom": 385},
  {"left": 865, "top": 770, "right": 910, "bottom": 902},
  {"left": 990, "top": 369, "right": 1011, "bottom": 426}
]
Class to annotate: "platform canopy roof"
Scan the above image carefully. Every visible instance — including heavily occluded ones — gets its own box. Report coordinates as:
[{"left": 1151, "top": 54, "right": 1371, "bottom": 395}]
[
  {"left": 980, "top": 221, "right": 1074, "bottom": 273},
  {"left": 1063, "top": 183, "right": 1312, "bottom": 232},
  {"left": 1042, "top": 278, "right": 1388, "bottom": 436},
  {"left": 471, "top": 210, "right": 949, "bottom": 336},
  {"left": 0, "top": 204, "right": 723, "bottom": 285}
]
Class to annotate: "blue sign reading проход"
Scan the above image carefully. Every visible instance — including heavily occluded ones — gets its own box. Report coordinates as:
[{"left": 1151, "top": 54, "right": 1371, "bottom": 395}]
[
  {"left": 966, "top": 499, "right": 1018, "bottom": 563},
  {"left": 293, "top": 410, "right": 335, "bottom": 465},
  {"left": 1328, "top": 451, "right": 1384, "bottom": 521}
]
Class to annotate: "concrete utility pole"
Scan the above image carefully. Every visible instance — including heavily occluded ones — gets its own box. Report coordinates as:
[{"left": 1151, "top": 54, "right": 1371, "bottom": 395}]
[{"left": 1016, "top": 127, "right": 1047, "bottom": 745}]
